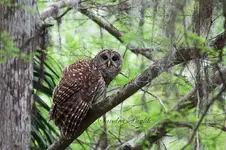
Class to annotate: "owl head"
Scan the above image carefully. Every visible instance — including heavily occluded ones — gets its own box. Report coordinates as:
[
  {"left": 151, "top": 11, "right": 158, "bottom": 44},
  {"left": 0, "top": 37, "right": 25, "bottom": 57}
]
[{"left": 92, "top": 49, "right": 123, "bottom": 85}]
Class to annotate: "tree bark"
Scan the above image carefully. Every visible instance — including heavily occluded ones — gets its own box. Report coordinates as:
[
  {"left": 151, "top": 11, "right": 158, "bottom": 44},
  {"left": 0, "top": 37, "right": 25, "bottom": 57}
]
[{"left": 0, "top": 1, "right": 38, "bottom": 149}]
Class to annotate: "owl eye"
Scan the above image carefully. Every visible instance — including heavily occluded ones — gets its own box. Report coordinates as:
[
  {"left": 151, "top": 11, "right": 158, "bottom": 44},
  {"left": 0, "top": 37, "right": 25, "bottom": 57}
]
[
  {"left": 112, "top": 56, "right": 118, "bottom": 61},
  {"left": 101, "top": 54, "right": 108, "bottom": 60}
]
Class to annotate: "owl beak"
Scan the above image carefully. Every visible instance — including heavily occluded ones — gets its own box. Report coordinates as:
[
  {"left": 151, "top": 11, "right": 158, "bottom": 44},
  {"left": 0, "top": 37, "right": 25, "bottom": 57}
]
[{"left": 107, "top": 61, "right": 111, "bottom": 67}]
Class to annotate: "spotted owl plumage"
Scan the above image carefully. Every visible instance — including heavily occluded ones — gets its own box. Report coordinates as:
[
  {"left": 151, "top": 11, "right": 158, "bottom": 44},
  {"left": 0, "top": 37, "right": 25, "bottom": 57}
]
[{"left": 49, "top": 49, "right": 122, "bottom": 138}]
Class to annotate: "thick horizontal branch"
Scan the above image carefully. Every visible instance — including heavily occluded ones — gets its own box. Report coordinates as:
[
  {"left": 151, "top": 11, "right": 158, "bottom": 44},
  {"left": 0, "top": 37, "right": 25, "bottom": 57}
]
[{"left": 47, "top": 47, "right": 201, "bottom": 150}]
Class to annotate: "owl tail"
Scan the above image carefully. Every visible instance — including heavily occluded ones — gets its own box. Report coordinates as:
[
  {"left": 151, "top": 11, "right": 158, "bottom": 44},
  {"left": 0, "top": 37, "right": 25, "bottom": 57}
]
[
  {"left": 62, "top": 99, "right": 90, "bottom": 138},
  {"left": 49, "top": 97, "right": 91, "bottom": 139}
]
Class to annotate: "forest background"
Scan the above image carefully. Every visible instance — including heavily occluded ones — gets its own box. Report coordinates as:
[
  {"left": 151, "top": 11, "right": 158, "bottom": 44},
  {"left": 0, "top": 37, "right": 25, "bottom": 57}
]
[{"left": 0, "top": 0, "right": 226, "bottom": 150}]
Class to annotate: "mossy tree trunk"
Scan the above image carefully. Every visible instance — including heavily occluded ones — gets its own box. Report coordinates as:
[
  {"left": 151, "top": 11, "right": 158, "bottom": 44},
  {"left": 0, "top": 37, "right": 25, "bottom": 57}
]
[{"left": 0, "top": 0, "right": 38, "bottom": 149}]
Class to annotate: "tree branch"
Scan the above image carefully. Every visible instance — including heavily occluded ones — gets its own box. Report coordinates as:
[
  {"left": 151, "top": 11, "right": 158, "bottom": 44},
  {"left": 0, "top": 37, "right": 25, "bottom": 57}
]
[
  {"left": 117, "top": 121, "right": 193, "bottom": 150},
  {"left": 78, "top": 7, "right": 154, "bottom": 59},
  {"left": 173, "top": 65, "right": 226, "bottom": 110},
  {"left": 208, "top": 123, "right": 226, "bottom": 132},
  {"left": 40, "top": 1, "right": 226, "bottom": 149},
  {"left": 181, "top": 87, "right": 225, "bottom": 150},
  {"left": 40, "top": 0, "right": 80, "bottom": 20},
  {"left": 40, "top": 1, "right": 154, "bottom": 59},
  {"left": 116, "top": 66, "right": 226, "bottom": 150},
  {"left": 47, "top": 24, "right": 226, "bottom": 149},
  {"left": 47, "top": 47, "right": 201, "bottom": 150},
  {"left": 40, "top": 1, "right": 226, "bottom": 60}
]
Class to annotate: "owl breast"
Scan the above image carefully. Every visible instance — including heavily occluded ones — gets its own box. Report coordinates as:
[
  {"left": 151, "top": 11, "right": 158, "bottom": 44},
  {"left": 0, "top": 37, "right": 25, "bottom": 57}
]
[
  {"left": 91, "top": 76, "right": 106, "bottom": 104},
  {"left": 79, "top": 63, "right": 106, "bottom": 104}
]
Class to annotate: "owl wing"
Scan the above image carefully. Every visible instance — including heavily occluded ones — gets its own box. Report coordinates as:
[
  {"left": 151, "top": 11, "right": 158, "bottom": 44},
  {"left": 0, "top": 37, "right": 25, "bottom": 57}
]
[
  {"left": 49, "top": 61, "right": 84, "bottom": 121},
  {"left": 61, "top": 94, "right": 91, "bottom": 138},
  {"left": 49, "top": 60, "right": 103, "bottom": 138}
]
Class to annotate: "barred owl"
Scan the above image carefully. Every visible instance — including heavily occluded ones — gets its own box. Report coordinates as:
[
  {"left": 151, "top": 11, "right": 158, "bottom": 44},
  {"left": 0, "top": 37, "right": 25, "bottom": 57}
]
[{"left": 49, "top": 49, "right": 122, "bottom": 138}]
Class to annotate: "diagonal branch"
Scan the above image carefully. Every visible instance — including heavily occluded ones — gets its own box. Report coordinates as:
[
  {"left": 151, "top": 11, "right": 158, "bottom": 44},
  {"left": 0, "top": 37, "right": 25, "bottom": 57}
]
[
  {"left": 78, "top": 8, "right": 154, "bottom": 59},
  {"left": 47, "top": 25, "right": 226, "bottom": 149},
  {"left": 47, "top": 47, "right": 201, "bottom": 150},
  {"left": 40, "top": 1, "right": 154, "bottom": 59},
  {"left": 40, "top": 1, "right": 226, "bottom": 59},
  {"left": 79, "top": 8, "right": 123, "bottom": 42}
]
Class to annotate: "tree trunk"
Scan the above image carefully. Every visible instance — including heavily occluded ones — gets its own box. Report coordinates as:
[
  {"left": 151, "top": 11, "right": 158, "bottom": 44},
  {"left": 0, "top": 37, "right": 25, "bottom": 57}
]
[{"left": 0, "top": 1, "right": 38, "bottom": 149}]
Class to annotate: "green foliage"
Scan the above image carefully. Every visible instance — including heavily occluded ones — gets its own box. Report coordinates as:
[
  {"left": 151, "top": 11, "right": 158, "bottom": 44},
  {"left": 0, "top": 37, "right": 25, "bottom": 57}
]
[
  {"left": 0, "top": 31, "right": 20, "bottom": 63},
  {"left": 32, "top": 51, "right": 64, "bottom": 149},
  {"left": 33, "top": 0, "right": 226, "bottom": 149},
  {"left": 186, "top": 31, "right": 206, "bottom": 46},
  {"left": 0, "top": 31, "right": 34, "bottom": 63},
  {"left": 201, "top": 127, "right": 226, "bottom": 149},
  {"left": 0, "top": 0, "right": 18, "bottom": 6}
]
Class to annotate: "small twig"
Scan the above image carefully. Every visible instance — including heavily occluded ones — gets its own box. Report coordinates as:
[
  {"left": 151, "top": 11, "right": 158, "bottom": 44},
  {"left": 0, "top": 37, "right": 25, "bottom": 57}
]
[
  {"left": 181, "top": 87, "right": 225, "bottom": 150},
  {"left": 56, "top": 8, "right": 72, "bottom": 20}
]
